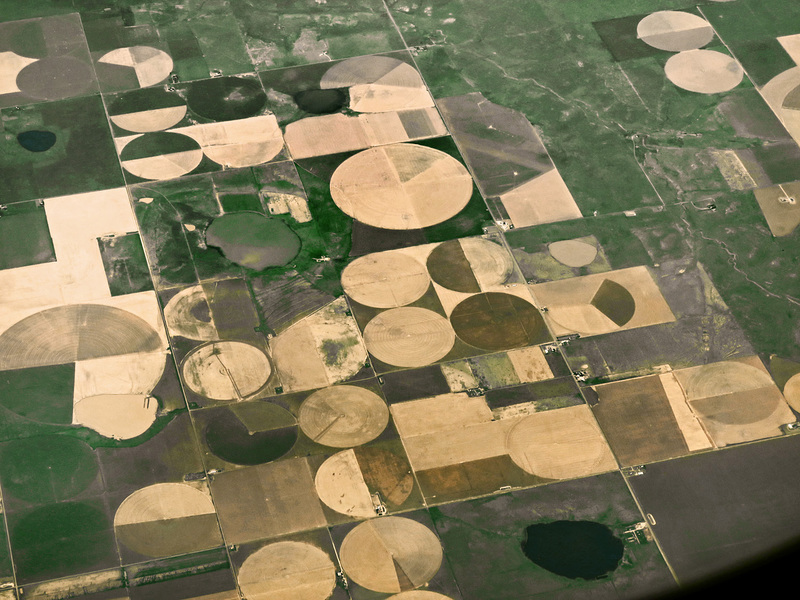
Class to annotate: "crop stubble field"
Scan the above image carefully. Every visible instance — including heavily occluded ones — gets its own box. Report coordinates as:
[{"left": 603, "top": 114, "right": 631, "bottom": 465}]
[{"left": 0, "top": 1, "right": 799, "bottom": 599}]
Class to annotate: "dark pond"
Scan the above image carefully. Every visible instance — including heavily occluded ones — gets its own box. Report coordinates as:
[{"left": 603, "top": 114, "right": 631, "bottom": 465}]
[{"left": 522, "top": 520, "right": 624, "bottom": 580}]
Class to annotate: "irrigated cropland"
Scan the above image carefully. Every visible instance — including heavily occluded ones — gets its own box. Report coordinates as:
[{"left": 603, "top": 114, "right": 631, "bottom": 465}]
[{"left": 0, "top": 1, "right": 798, "bottom": 599}]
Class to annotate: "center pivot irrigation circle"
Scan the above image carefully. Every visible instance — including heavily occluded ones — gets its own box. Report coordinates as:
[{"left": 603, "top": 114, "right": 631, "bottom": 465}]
[
  {"left": 339, "top": 517, "right": 443, "bottom": 593},
  {"left": 298, "top": 385, "right": 389, "bottom": 447},
  {"left": 362, "top": 307, "right": 455, "bottom": 368},
  {"left": 181, "top": 341, "right": 271, "bottom": 401},
  {"left": 330, "top": 144, "right": 473, "bottom": 230}
]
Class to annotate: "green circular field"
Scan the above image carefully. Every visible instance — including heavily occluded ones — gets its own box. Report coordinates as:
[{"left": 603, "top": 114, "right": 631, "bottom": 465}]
[
  {"left": 205, "top": 212, "right": 301, "bottom": 271},
  {"left": 186, "top": 76, "right": 267, "bottom": 121},
  {"left": 11, "top": 501, "right": 114, "bottom": 584},
  {"left": 0, "top": 435, "right": 99, "bottom": 503}
]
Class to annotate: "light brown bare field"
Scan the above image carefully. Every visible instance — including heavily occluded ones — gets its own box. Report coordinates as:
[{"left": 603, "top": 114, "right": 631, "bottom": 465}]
[
  {"left": 98, "top": 46, "right": 172, "bottom": 87},
  {"left": 339, "top": 517, "right": 442, "bottom": 593},
  {"left": 753, "top": 183, "right": 800, "bottom": 237},
  {"left": 529, "top": 265, "right": 676, "bottom": 337},
  {"left": 348, "top": 83, "right": 434, "bottom": 113},
  {"left": 674, "top": 356, "right": 774, "bottom": 401},
  {"left": 500, "top": 168, "right": 582, "bottom": 228},
  {"left": 181, "top": 341, "right": 271, "bottom": 401},
  {"left": 390, "top": 393, "right": 493, "bottom": 437},
  {"left": 320, "top": 56, "right": 433, "bottom": 113},
  {"left": 0, "top": 189, "right": 138, "bottom": 315},
  {"left": 341, "top": 251, "right": 430, "bottom": 308},
  {"left": 399, "top": 420, "right": 514, "bottom": 471},
  {"left": 211, "top": 458, "right": 327, "bottom": 543},
  {"left": 330, "top": 144, "right": 473, "bottom": 230},
  {"left": 664, "top": 49, "right": 744, "bottom": 94},
  {"left": 0, "top": 51, "right": 36, "bottom": 95},
  {"left": 761, "top": 67, "right": 800, "bottom": 146},
  {"left": 299, "top": 385, "right": 389, "bottom": 447},
  {"left": 440, "top": 361, "right": 479, "bottom": 391},
  {"left": 784, "top": 373, "right": 800, "bottom": 412},
  {"left": 362, "top": 108, "right": 446, "bottom": 144},
  {"left": 176, "top": 116, "right": 284, "bottom": 168},
  {"left": 459, "top": 237, "right": 515, "bottom": 289},
  {"left": 271, "top": 298, "right": 367, "bottom": 392},
  {"left": 284, "top": 109, "right": 446, "bottom": 159},
  {"left": 690, "top": 386, "right": 795, "bottom": 446},
  {"left": 285, "top": 113, "right": 369, "bottom": 158},
  {"left": 110, "top": 105, "right": 187, "bottom": 132},
  {"left": 115, "top": 483, "right": 216, "bottom": 526},
  {"left": 314, "top": 449, "right": 375, "bottom": 518},
  {"left": 506, "top": 404, "right": 617, "bottom": 480},
  {"left": 363, "top": 307, "right": 455, "bottom": 368},
  {"left": 237, "top": 541, "right": 336, "bottom": 600},
  {"left": 548, "top": 239, "right": 598, "bottom": 267},
  {"left": 636, "top": 11, "right": 714, "bottom": 51},
  {"left": 778, "top": 33, "right": 800, "bottom": 66},
  {"left": 121, "top": 148, "right": 204, "bottom": 180},
  {"left": 507, "top": 346, "right": 553, "bottom": 383},
  {"left": 321, "top": 56, "right": 422, "bottom": 89},
  {"left": 271, "top": 322, "right": 330, "bottom": 392},
  {"left": 73, "top": 351, "right": 165, "bottom": 400},
  {"left": 360, "top": 111, "right": 410, "bottom": 143},
  {"left": 74, "top": 393, "right": 158, "bottom": 440},
  {"left": 659, "top": 372, "right": 714, "bottom": 451},
  {"left": 163, "top": 285, "right": 219, "bottom": 341},
  {"left": 428, "top": 281, "right": 473, "bottom": 317}
]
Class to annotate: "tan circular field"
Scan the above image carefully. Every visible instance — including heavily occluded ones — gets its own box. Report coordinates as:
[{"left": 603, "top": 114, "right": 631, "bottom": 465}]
[
  {"left": 74, "top": 393, "right": 158, "bottom": 440},
  {"left": 330, "top": 144, "right": 473, "bottom": 230},
  {"left": 314, "top": 449, "right": 375, "bottom": 518},
  {"left": 110, "top": 105, "right": 187, "bottom": 133},
  {"left": 299, "top": 385, "right": 389, "bottom": 447},
  {"left": 237, "top": 541, "right": 337, "bottom": 600},
  {"left": 363, "top": 307, "right": 455, "bottom": 368},
  {"left": 679, "top": 361, "right": 775, "bottom": 401},
  {"left": 192, "top": 117, "right": 284, "bottom": 168},
  {"left": 341, "top": 252, "right": 430, "bottom": 308},
  {"left": 506, "top": 406, "right": 617, "bottom": 480},
  {"left": 121, "top": 146, "right": 204, "bottom": 180},
  {"left": 320, "top": 55, "right": 431, "bottom": 113},
  {"left": 114, "top": 483, "right": 221, "bottom": 558},
  {"left": 460, "top": 237, "right": 515, "bottom": 289},
  {"left": 163, "top": 285, "right": 217, "bottom": 341},
  {"left": 98, "top": 46, "right": 173, "bottom": 87},
  {"left": 548, "top": 239, "right": 598, "bottom": 267},
  {"left": 664, "top": 49, "right": 744, "bottom": 94},
  {"left": 181, "top": 341, "right": 271, "bottom": 401},
  {"left": 637, "top": 11, "right": 714, "bottom": 51},
  {"left": 783, "top": 373, "right": 800, "bottom": 413},
  {"left": 339, "top": 517, "right": 443, "bottom": 593}
]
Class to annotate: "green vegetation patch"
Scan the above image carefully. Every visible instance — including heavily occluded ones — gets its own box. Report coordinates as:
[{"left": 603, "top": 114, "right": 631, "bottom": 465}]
[
  {"left": 98, "top": 233, "right": 154, "bottom": 296},
  {"left": 592, "top": 14, "right": 671, "bottom": 62},
  {"left": 0, "top": 363, "right": 74, "bottom": 425},
  {"left": 185, "top": 76, "right": 267, "bottom": 122},
  {"left": 0, "top": 435, "right": 99, "bottom": 504},
  {"left": 430, "top": 472, "right": 676, "bottom": 599},
  {"left": 0, "top": 95, "right": 124, "bottom": 203},
  {"left": 0, "top": 201, "right": 55, "bottom": 270},
  {"left": 10, "top": 500, "right": 116, "bottom": 584},
  {"left": 727, "top": 38, "right": 797, "bottom": 88},
  {"left": 205, "top": 212, "right": 301, "bottom": 271}
]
